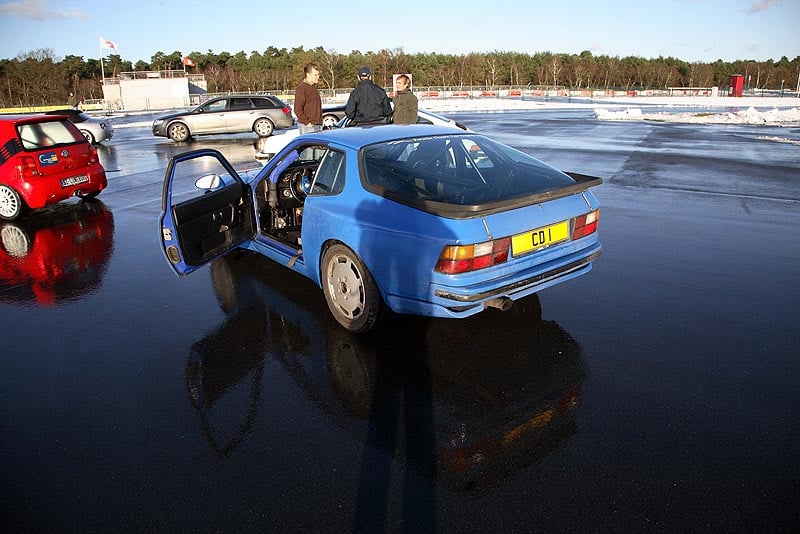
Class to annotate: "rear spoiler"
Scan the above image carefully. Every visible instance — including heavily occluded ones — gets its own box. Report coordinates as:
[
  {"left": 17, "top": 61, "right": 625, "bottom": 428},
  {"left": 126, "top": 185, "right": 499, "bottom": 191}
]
[{"left": 395, "top": 171, "right": 603, "bottom": 220}]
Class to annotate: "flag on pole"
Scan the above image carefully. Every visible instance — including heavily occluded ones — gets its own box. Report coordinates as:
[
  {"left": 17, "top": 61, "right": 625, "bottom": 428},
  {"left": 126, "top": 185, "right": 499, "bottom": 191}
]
[
  {"left": 181, "top": 56, "right": 195, "bottom": 67},
  {"left": 99, "top": 37, "right": 118, "bottom": 51}
]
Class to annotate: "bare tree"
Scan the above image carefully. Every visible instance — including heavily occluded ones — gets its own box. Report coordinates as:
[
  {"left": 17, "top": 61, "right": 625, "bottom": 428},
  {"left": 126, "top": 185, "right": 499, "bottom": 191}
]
[
  {"left": 319, "top": 48, "right": 341, "bottom": 90},
  {"left": 548, "top": 55, "right": 563, "bottom": 87}
]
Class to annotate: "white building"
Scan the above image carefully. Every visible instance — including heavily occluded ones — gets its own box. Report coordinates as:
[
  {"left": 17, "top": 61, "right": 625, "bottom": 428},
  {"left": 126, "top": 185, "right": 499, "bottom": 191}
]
[{"left": 100, "top": 70, "right": 208, "bottom": 111}]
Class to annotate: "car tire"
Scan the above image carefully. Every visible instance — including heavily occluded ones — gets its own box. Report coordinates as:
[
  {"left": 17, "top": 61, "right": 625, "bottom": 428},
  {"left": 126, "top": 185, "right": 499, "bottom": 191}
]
[
  {"left": 253, "top": 118, "right": 275, "bottom": 137},
  {"left": 321, "top": 244, "right": 383, "bottom": 333},
  {"left": 167, "top": 122, "right": 190, "bottom": 142},
  {"left": 0, "top": 185, "right": 27, "bottom": 221},
  {"left": 80, "top": 129, "right": 95, "bottom": 144},
  {"left": 322, "top": 114, "right": 338, "bottom": 129}
]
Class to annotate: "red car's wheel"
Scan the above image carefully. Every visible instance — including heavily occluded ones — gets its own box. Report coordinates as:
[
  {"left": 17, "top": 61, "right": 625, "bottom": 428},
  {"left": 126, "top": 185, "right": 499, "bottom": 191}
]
[{"left": 0, "top": 185, "right": 26, "bottom": 221}]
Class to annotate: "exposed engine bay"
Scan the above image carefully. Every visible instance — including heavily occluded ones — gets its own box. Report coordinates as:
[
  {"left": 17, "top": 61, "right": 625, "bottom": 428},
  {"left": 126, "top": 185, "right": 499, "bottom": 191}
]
[{"left": 256, "top": 159, "right": 319, "bottom": 248}]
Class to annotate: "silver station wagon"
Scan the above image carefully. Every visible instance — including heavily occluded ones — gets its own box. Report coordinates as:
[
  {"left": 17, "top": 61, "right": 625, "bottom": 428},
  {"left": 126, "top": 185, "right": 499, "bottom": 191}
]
[{"left": 152, "top": 95, "right": 295, "bottom": 142}]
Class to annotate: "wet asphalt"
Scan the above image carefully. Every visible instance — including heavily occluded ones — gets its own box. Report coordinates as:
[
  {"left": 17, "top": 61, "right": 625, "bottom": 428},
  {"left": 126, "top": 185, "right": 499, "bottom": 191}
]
[{"left": 2, "top": 109, "right": 799, "bottom": 532}]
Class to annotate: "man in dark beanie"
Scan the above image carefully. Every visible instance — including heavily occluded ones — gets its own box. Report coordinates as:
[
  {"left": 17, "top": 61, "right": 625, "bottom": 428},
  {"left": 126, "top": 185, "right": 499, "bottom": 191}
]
[{"left": 345, "top": 66, "right": 392, "bottom": 124}]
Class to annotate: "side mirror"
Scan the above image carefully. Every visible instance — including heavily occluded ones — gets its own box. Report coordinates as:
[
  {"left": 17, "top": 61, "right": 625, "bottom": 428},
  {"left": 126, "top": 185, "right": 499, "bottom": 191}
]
[{"left": 195, "top": 174, "right": 221, "bottom": 190}]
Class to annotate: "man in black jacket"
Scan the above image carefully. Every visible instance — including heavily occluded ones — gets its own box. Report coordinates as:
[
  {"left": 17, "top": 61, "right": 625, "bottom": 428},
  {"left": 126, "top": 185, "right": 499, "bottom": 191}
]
[{"left": 345, "top": 66, "right": 392, "bottom": 124}]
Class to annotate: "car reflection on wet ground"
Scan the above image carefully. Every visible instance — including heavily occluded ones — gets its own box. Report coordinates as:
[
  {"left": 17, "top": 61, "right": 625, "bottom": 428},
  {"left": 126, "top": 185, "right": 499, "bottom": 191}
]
[
  {"left": 0, "top": 201, "right": 114, "bottom": 306},
  {"left": 193, "top": 253, "right": 584, "bottom": 485},
  {"left": 185, "top": 252, "right": 586, "bottom": 531},
  {"left": 2, "top": 109, "right": 799, "bottom": 531}
]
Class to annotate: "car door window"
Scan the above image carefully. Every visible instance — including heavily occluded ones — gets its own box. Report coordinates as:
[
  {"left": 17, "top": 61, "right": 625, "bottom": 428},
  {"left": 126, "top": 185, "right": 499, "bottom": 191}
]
[
  {"left": 230, "top": 98, "right": 253, "bottom": 111},
  {"left": 310, "top": 149, "right": 345, "bottom": 195},
  {"left": 205, "top": 99, "right": 227, "bottom": 113}
]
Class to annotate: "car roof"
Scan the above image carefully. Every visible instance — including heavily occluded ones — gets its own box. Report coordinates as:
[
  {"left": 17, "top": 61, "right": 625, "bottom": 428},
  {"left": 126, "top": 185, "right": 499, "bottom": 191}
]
[
  {"left": 0, "top": 114, "right": 70, "bottom": 125},
  {"left": 45, "top": 109, "right": 86, "bottom": 121},
  {"left": 208, "top": 94, "right": 277, "bottom": 101},
  {"left": 296, "top": 123, "right": 467, "bottom": 150},
  {"left": 46, "top": 108, "right": 82, "bottom": 116}
]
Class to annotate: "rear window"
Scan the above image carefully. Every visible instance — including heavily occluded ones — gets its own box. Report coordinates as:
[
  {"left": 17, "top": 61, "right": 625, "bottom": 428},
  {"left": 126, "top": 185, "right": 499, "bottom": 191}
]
[
  {"left": 252, "top": 97, "right": 277, "bottom": 109},
  {"left": 361, "top": 134, "right": 576, "bottom": 206},
  {"left": 17, "top": 120, "right": 84, "bottom": 150}
]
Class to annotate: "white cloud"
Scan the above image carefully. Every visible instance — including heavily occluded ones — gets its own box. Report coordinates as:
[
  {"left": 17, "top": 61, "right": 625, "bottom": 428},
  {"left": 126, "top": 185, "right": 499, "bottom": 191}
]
[
  {"left": 0, "top": 0, "right": 89, "bottom": 20},
  {"left": 746, "top": 0, "right": 784, "bottom": 14}
]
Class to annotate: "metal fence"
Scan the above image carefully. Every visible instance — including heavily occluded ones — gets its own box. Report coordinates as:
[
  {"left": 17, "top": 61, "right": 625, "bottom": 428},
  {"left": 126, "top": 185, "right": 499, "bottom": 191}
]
[{"left": 15, "top": 83, "right": 798, "bottom": 115}]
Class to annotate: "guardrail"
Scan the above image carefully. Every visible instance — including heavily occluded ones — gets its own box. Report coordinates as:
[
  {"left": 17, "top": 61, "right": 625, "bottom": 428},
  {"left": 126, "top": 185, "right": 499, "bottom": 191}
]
[{"left": 4, "top": 85, "right": 796, "bottom": 115}]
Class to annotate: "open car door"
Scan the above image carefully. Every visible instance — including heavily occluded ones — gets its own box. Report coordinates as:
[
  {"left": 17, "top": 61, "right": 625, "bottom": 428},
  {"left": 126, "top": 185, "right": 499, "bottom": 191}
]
[{"left": 159, "top": 149, "right": 256, "bottom": 276}]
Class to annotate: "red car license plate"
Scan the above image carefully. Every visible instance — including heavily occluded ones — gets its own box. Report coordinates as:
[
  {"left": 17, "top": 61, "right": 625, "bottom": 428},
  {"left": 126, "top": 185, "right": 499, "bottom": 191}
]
[{"left": 60, "top": 174, "right": 89, "bottom": 188}]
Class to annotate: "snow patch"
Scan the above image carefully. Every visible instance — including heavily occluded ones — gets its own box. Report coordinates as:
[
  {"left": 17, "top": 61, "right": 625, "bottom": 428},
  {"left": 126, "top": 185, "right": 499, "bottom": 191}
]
[{"left": 593, "top": 106, "right": 800, "bottom": 125}]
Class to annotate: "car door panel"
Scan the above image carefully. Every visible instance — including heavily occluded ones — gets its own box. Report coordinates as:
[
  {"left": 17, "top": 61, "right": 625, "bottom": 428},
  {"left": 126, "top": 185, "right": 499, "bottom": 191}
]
[
  {"left": 190, "top": 112, "right": 226, "bottom": 134},
  {"left": 172, "top": 183, "right": 253, "bottom": 265},
  {"left": 226, "top": 111, "right": 254, "bottom": 133},
  {"left": 160, "top": 149, "right": 255, "bottom": 276}
]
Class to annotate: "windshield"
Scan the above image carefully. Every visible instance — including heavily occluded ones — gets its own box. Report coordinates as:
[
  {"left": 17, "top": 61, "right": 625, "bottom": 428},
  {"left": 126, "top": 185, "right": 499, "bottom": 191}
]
[{"left": 361, "top": 134, "right": 576, "bottom": 206}]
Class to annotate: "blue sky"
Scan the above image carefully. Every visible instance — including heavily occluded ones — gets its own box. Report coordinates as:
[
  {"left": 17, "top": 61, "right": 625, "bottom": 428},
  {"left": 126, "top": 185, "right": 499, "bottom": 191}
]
[{"left": 0, "top": 0, "right": 797, "bottom": 63}]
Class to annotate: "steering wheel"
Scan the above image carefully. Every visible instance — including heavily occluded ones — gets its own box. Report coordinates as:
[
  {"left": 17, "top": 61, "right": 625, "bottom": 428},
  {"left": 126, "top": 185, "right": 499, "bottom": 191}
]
[{"left": 289, "top": 167, "right": 314, "bottom": 202}]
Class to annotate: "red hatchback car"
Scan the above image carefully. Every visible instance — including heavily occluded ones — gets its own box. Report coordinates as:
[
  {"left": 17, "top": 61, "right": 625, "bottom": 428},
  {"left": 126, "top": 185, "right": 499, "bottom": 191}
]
[{"left": 0, "top": 114, "right": 107, "bottom": 220}]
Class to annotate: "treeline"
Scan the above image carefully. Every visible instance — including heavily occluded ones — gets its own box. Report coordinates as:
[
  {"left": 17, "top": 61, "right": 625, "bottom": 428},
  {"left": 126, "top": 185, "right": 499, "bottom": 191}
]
[{"left": 2, "top": 46, "right": 799, "bottom": 107}]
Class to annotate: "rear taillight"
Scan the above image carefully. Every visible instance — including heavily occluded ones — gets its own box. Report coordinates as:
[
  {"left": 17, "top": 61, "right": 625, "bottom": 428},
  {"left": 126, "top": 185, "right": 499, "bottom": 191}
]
[
  {"left": 16, "top": 156, "right": 39, "bottom": 179},
  {"left": 282, "top": 107, "right": 291, "bottom": 115},
  {"left": 436, "top": 209, "right": 599, "bottom": 275},
  {"left": 572, "top": 209, "right": 599, "bottom": 240},
  {"left": 435, "top": 237, "right": 510, "bottom": 274},
  {"left": 87, "top": 144, "right": 99, "bottom": 164}
]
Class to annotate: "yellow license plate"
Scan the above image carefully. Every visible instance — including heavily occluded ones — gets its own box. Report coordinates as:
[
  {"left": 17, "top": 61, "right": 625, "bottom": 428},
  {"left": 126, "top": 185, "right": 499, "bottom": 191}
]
[{"left": 511, "top": 220, "right": 569, "bottom": 256}]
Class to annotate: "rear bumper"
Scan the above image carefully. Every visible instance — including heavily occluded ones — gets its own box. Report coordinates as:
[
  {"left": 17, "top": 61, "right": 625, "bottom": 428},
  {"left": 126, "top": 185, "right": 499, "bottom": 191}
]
[
  {"left": 435, "top": 249, "right": 602, "bottom": 304},
  {"left": 22, "top": 167, "right": 107, "bottom": 208},
  {"left": 385, "top": 242, "right": 602, "bottom": 318}
]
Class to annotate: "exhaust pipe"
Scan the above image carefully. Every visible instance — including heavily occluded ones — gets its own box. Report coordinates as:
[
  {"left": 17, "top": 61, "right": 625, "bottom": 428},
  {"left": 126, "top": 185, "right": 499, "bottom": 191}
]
[{"left": 484, "top": 297, "right": 513, "bottom": 311}]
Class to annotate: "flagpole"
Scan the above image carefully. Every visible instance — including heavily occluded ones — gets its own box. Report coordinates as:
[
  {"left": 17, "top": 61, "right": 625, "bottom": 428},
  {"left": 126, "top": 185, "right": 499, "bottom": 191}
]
[{"left": 100, "top": 43, "right": 105, "bottom": 83}]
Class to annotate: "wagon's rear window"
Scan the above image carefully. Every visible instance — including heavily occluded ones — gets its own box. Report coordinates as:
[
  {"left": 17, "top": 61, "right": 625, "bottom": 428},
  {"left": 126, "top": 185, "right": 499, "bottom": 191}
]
[
  {"left": 362, "top": 134, "right": 576, "bottom": 206},
  {"left": 17, "top": 120, "right": 84, "bottom": 150}
]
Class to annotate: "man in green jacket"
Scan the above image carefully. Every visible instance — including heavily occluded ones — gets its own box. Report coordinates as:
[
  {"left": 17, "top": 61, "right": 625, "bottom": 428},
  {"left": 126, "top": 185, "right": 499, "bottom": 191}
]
[{"left": 392, "top": 74, "right": 418, "bottom": 124}]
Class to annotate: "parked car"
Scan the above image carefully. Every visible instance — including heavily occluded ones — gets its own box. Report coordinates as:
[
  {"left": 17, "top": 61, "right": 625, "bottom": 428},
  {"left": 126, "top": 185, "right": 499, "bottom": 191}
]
[
  {"left": 321, "top": 104, "right": 347, "bottom": 128},
  {"left": 152, "top": 95, "right": 294, "bottom": 142},
  {"left": 255, "top": 108, "right": 469, "bottom": 165},
  {"left": 0, "top": 115, "right": 107, "bottom": 221},
  {"left": 159, "top": 124, "right": 602, "bottom": 333},
  {"left": 44, "top": 108, "right": 114, "bottom": 144}
]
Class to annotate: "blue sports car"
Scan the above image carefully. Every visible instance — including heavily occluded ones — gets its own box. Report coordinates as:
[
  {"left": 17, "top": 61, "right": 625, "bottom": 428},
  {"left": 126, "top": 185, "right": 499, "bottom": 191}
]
[{"left": 159, "top": 124, "right": 602, "bottom": 333}]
